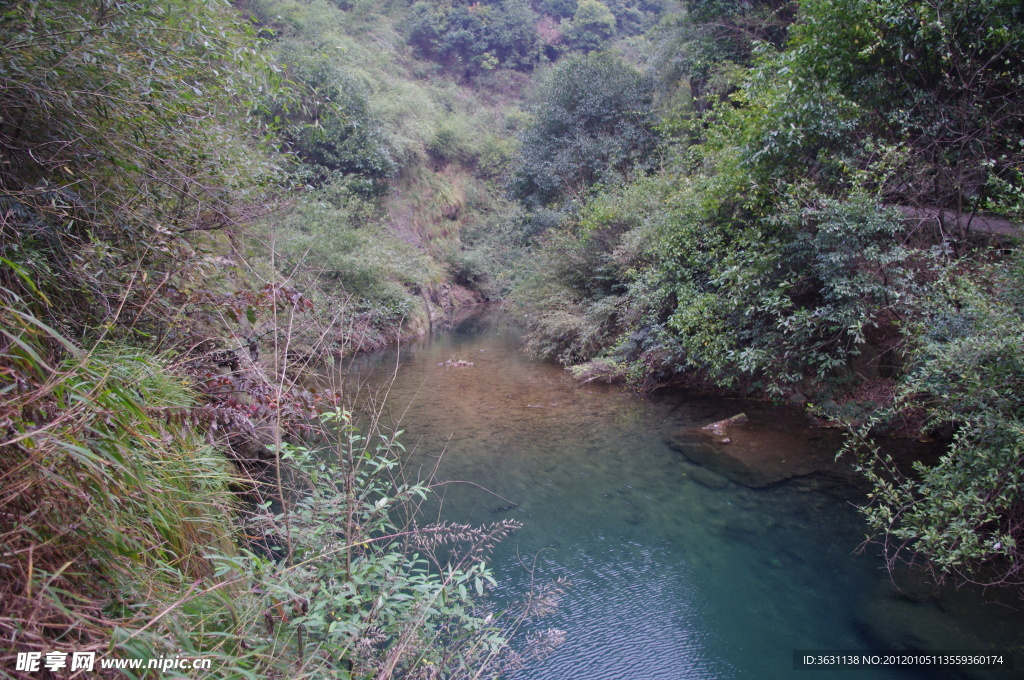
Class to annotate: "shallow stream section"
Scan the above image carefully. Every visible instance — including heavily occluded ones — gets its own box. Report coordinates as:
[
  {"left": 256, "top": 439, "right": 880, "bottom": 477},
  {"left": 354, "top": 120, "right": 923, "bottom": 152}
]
[{"left": 343, "top": 309, "right": 1024, "bottom": 680}]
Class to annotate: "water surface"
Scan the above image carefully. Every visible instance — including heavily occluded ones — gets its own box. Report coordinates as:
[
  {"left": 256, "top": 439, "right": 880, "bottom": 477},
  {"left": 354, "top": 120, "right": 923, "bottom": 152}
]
[{"left": 344, "top": 310, "right": 1023, "bottom": 680}]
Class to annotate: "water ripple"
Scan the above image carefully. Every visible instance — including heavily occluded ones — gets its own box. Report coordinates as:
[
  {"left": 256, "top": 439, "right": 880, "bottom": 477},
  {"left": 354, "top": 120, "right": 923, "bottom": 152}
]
[{"left": 348, "top": 310, "right": 1024, "bottom": 680}]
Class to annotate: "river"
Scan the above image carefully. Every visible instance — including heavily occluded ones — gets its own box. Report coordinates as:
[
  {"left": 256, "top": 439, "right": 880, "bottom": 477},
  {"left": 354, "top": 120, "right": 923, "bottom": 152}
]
[{"left": 343, "top": 309, "right": 1023, "bottom": 680}]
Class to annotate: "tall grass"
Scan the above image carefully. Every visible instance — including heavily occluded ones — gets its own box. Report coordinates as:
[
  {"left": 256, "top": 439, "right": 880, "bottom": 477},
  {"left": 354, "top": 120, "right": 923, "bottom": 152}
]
[{"left": 0, "top": 289, "right": 241, "bottom": 675}]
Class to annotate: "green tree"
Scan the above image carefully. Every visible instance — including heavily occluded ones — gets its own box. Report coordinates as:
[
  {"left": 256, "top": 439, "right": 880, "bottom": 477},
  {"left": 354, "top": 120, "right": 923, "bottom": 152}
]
[
  {"left": 652, "top": 0, "right": 796, "bottom": 111},
  {"left": 602, "top": 0, "right": 665, "bottom": 36},
  {"left": 265, "top": 55, "right": 396, "bottom": 194},
  {"left": 510, "top": 52, "right": 659, "bottom": 209},
  {"left": 788, "top": 0, "right": 1024, "bottom": 221},
  {"left": 407, "top": 0, "right": 544, "bottom": 77},
  {"left": 536, "top": 0, "right": 578, "bottom": 18},
  {"left": 566, "top": 0, "right": 617, "bottom": 52}
]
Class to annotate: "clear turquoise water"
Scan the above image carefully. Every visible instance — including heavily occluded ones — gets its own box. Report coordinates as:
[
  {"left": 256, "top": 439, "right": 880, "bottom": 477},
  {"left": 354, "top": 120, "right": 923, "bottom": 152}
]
[{"left": 344, "top": 310, "right": 1023, "bottom": 680}]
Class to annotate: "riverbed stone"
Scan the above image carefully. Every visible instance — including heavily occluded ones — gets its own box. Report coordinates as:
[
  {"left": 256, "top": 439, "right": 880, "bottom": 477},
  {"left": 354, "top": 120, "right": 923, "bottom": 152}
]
[
  {"left": 680, "top": 461, "right": 730, "bottom": 490},
  {"left": 665, "top": 408, "right": 848, "bottom": 488},
  {"left": 856, "top": 593, "right": 1019, "bottom": 680}
]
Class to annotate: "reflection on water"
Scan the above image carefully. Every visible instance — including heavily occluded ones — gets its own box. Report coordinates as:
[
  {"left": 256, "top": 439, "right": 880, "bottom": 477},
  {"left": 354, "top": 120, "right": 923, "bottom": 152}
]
[{"left": 343, "top": 309, "right": 1023, "bottom": 680}]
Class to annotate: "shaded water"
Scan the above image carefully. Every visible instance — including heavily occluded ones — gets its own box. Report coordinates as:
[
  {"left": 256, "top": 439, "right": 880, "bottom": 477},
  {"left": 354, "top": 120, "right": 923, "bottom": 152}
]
[{"left": 345, "top": 310, "right": 1023, "bottom": 680}]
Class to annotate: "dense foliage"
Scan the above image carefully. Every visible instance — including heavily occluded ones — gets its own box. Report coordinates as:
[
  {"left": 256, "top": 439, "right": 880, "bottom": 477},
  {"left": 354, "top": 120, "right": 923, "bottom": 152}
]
[
  {"left": 857, "top": 254, "right": 1024, "bottom": 586},
  {"left": 513, "top": 0, "right": 1024, "bottom": 586},
  {"left": 408, "top": 0, "right": 546, "bottom": 76},
  {"left": 0, "top": 0, "right": 568, "bottom": 675},
  {"left": 267, "top": 54, "right": 397, "bottom": 194},
  {"left": 0, "top": 0, "right": 276, "bottom": 335},
  {"left": 404, "top": 0, "right": 668, "bottom": 77},
  {"left": 510, "top": 52, "right": 659, "bottom": 210},
  {"left": 5, "top": 0, "right": 1024, "bottom": 668}
]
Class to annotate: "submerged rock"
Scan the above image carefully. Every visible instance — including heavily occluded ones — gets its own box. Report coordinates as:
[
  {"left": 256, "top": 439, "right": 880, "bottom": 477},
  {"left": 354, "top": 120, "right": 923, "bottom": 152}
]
[
  {"left": 666, "top": 409, "right": 848, "bottom": 488},
  {"left": 439, "top": 358, "right": 475, "bottom": 368},
  {"left": 680, "top": 462, "right": 730, "bottom": 490},
  {"left": 857, "top": 587, "right": 1023, "bottom": 680}
]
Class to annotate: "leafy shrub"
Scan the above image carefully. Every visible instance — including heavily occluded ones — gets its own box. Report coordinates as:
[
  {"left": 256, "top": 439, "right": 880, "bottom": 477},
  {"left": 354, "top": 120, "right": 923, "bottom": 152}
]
[
  {"left": 0, "top": 293, "right": 240, "bottom": 671},
  {"left": 264, "top": 50, "right": 396, "bottom": 194},
  {"left": 238, "top": 409, "right": 539, "bottom": 678},
  {"left": 0, "top": 0, "right": 277, "bottom": 332},
  {"left": 513, "top": 176, "right": 664, "bottom": 363},
  {"left": 788, "top": 0, "right": 1024, "bottom": 218},
  {"left": 856, "top": 253, "right": 1024, "bottom": 586},
  {"left": 537, "top": 0, "right": 578, "bottom": 19}
]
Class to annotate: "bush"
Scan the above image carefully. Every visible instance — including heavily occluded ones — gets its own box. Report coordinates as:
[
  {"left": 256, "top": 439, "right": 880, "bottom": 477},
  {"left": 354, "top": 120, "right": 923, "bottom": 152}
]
[
  {"left": 236, "top": 409, "right": 544, "bottom": 678},
  {"left": 855, "top": 253, "right": 1024, "bottom": 586},
  {"left": 0, "top": 0, "right": 277, "bottom": 332},
  {"left": 265, "top": 52, "right": 396, "bottom": 194},
  {"left": 513, "top": 175, "right": 664, "bottom": 363},
  {"left": 788, "top": 0, "right": 1024, "bottom": 218}
]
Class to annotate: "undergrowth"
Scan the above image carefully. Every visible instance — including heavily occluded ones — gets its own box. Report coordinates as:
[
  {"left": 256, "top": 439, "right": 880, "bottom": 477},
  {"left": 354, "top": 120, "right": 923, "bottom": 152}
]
[{"left": 0, "top": 279, "right": 564, "bottom": 678}]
